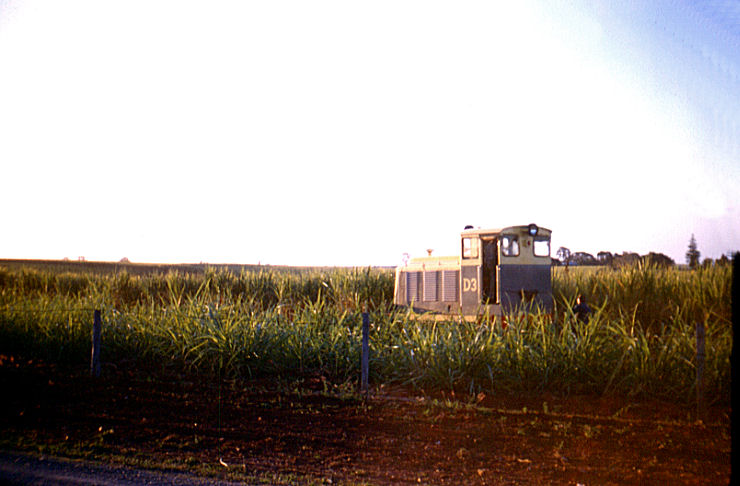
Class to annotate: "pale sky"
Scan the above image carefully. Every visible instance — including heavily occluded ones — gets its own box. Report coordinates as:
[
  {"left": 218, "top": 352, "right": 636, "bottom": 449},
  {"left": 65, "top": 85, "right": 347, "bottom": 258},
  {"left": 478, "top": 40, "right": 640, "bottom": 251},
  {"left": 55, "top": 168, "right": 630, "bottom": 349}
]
[{"left": 1, "top": 0, "right": 738, "bottom": 266}]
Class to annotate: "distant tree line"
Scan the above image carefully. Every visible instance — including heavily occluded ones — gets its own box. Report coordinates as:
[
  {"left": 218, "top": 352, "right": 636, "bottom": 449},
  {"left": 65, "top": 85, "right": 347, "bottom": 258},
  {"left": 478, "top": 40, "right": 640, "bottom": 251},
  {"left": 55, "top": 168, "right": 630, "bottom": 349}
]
[
  {"left": 554, "top": 234, "right": 736, "bottom": 269},
  {"left": 553, "top": 248, "right": 676, "bottom": 268}
]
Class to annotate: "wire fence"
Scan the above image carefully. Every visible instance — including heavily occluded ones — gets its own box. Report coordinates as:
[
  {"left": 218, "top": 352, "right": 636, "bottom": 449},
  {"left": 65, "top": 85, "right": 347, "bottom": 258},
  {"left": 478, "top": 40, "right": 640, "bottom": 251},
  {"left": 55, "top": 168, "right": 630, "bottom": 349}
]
[
  {"left": 0, "top": 302, "right": 373, "bottom": 383},
  {"left": 0, "top": 298, "right": 729, "bottom": 412}
]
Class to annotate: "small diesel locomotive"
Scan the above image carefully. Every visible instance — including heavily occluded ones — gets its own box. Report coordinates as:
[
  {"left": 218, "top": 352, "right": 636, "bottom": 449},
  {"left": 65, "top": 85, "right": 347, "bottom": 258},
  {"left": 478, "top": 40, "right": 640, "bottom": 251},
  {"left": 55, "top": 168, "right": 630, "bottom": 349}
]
[{"left": 394, "top": 224, "right": 553, "bottom": 319}]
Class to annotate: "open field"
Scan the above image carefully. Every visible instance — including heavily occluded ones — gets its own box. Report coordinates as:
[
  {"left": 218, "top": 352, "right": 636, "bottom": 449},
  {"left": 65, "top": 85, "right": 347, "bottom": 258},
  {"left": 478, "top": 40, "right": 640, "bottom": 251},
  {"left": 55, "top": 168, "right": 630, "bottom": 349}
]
[
  {"left": 0, "top": 260, "right": 731, "bottom": 401},
  {"left": 0, "top": 259, "right": 733, "bottom": 484}
]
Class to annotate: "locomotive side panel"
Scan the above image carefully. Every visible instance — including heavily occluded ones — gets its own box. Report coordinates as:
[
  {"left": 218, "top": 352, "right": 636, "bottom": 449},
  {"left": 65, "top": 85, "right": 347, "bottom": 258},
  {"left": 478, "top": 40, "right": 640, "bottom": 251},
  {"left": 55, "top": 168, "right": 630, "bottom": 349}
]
[{"left": 460, "top": 264, "right": 480, "bottom": 314}]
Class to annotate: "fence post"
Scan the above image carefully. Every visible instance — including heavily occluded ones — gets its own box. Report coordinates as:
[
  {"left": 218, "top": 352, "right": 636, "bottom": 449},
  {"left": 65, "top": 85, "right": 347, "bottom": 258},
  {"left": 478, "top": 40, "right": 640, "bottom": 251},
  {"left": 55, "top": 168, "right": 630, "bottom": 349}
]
[
  {"left": 91, "top": 309, "right": 101, "bottom": 378},
  {"left": 361, "top": 312, "right": 369, "bottom": 398},
  {"left": 695, "top": 320, "right": 705, "bottom": 421}
]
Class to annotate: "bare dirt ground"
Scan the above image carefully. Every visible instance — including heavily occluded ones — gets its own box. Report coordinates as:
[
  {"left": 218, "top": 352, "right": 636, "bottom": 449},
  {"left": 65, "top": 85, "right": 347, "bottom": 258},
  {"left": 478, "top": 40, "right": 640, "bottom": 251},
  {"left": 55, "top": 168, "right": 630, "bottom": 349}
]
[{"left": 0, "top": 354, "right": 731, "bottom": 485}]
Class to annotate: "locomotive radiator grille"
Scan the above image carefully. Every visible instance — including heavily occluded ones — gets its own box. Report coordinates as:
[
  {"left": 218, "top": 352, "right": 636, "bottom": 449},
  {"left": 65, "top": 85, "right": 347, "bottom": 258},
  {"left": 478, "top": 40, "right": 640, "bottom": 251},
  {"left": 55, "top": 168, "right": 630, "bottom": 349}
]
[
  {"left": 423, "top": 271, "right": 439, "bottom": 301},
  {"left": 406, "top": 272, "right": 421, "bottom": 304},
  {"left": 442, "top": 270, "right": 459, "bottom": 302}
]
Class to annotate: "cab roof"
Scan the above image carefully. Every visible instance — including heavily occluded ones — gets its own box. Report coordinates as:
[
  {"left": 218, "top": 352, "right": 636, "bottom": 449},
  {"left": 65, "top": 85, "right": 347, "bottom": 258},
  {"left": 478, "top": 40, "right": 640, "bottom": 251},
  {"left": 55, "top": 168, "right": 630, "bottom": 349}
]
[{"left": 460, "top": 224, "right": 551, "bottom": 238}]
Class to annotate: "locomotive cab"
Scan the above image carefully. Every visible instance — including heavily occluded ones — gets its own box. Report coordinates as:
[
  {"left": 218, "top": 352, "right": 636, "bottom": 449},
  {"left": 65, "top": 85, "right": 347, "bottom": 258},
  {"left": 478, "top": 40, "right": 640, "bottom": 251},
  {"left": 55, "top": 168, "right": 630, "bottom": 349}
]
[{"left": 394, "top": 224, "right": 553, "bottom": 318}]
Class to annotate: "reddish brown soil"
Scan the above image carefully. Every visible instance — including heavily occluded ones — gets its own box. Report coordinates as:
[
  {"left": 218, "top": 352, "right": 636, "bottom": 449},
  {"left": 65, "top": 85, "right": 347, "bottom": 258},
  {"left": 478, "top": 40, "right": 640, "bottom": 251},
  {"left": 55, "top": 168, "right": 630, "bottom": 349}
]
[{"left": 0, "top": 355, "right": 731, "bottom": 485}]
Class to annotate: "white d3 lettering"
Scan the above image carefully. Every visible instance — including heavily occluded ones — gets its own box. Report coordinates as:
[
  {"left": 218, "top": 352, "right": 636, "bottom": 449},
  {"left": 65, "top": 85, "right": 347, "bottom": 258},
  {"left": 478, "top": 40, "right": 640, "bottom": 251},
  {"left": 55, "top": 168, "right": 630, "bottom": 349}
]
[{"left": 463, "top": 278, "right": 477, "bottom": 292}]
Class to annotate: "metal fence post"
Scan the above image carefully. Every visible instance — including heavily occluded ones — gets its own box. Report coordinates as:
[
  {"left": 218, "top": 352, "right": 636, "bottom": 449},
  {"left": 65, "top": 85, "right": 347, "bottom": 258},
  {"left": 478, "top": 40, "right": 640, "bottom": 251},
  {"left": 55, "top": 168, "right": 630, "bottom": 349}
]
[
  {"left": 696, "top": 320, "right": 705, "bottom": 421},
  {"left": 361, "top": 312, "right": 369, "bottom": 398},
  {"left": 91, "top": 310, "right": 101, "bottom": 378}
]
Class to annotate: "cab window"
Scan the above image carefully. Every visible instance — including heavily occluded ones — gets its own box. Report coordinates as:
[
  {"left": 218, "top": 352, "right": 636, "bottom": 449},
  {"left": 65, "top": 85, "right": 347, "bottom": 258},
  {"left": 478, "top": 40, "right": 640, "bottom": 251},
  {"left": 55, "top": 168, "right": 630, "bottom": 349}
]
[
  {"left": 500, "top": 235, "right": 519, "bottom": 257},
  {"left": 462, "top": 237, "right": 478, "bottom": 259},
  {"left": 534, "top": 237, "right": 550, "bottom": 257}
]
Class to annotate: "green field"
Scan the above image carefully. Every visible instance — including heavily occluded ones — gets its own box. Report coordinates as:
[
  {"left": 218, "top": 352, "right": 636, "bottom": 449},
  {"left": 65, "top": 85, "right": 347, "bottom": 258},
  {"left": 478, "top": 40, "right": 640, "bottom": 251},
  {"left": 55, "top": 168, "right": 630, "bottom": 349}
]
[{"left": 0, "top": 259, "right": 732, "bottom": 405}]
